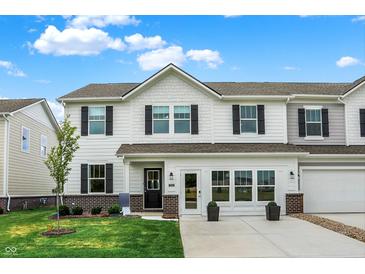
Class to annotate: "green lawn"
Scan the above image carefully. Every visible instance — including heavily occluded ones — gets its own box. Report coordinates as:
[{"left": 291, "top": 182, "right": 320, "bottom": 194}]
[{"left": 0, "top": 208, "right": 184, "bottom": 258}]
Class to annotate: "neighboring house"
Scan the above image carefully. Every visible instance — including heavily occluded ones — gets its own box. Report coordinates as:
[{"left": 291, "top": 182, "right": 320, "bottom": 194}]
[
  {"left": 0, "top": 99, "right": 59, "bottom": 210},
  {"left": 58, "top": 64, "right": 365, "bottom": 218}
]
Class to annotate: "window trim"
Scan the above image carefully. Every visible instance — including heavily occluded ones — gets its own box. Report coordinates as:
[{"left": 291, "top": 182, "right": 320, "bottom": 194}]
[
  {"left": 88, "top": 164, "right": 106, "bottom": 194},
  {"left": 173, "top": 105, "right": 191, "bottom": 134},
  {"left": 146, "top": 169, "right": 161, "bottom": 190},
  {"left": 88, "top": 106, "right": 106, "bottom": 135},
  {"left": 240, "top": 105, "right": 258, "bottom": 134},
  {"left": 40, "top": 134, "right": 47, "bottom": 157},
  {"left": 304, "top": 106, "right": 323, "bottom": 138},
  {"left": 211, "top": 170, "right": 231, "bottom": 203},
  {"left": 234, "top": 170, "right": 253, "bottom": 202},
  {"left": 256, "top": 170, "right": 276, "bottom": 202},
  {"left": 152, "top": 105, "right": 170, "bottom": 134},
  {"left": 21, "top": 126, "right": 30, "bottom": 153}
]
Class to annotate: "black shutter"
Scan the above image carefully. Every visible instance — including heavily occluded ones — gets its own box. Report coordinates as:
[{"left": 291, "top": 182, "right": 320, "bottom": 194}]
[
  {"left": 257, "top": 105, "right": 265, "bottom": 134},
  {"left": 360, "top": 109, "right": 365, "bottom": 137},
  {"left": 81, "top": 164, "right": 88, "bottom": 194},
  {"left": 81, "top": 106, "right": 88, "bottom": 136},
  {"left": 106, "top": 164, "right": 113, "bottom": 194},
  {"left": 298, "top": 108, "right": 306, "bottom": 137},
  {"left": 145, "top": 105, "right": 152, "bottom": 135},
  {"left": 232, "top": 105, "right": 240, "bottom": 134},
  {"left": 191, "top": 104, "right": 199, "bottom": 134},
  {"left": 322, "top": 108, "right": 329, "bottom": 137},
  {"left": 106, "top": 106, "right": 113, "bottom": 136}
]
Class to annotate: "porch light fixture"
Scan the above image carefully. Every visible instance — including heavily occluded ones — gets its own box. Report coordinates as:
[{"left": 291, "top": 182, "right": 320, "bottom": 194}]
[
  {"left": 169, "top": 172, "right": 174, "bottom": 180},
  {"left": 290, "top": 171, "right": 295, "bottom": 179}
]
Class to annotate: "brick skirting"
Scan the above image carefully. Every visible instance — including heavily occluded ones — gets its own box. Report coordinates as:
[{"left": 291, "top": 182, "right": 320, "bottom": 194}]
[
  {"left": 0, "top": 196, "right": 56, "bottom": 211},
  {"left": 0, "top": 198, "right": 7, "bottom": 212},
  {"left": 130, "top": 194, "right": 143, "bottom": 212},
  {"left": 286, "top": 193, "right": 304, "bottom": 214},
  {"left": 63, "top": 195, "right": 119, "bottom": 213},
  {"left": 162, "top": 194, "right": 179, "bottom": 219}
]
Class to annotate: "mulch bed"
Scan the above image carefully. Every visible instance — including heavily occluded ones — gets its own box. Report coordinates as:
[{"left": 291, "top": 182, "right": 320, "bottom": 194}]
[
  {"left": 291, "top": 213, "right": 365, "bottom": 243},
  {"left": 41, "top": 228, "right": 76, "bottom": 237},
  {"left": 49, "top": 213, "right": 141, "bottom": 220}
]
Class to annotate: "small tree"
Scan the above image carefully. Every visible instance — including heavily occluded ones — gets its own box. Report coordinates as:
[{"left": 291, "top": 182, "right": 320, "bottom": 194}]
[{"left": 45, "top": 115, "right": 79, "bottom": 231}]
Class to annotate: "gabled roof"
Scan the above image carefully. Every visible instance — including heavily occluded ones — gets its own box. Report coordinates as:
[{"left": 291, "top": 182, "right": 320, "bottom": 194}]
[
  {"left": 341, "top": 75, "right": 365, "bottom": 98},
  {"left": 0, "top": 98, "right": 43, "bottom": 114},
  {"left": 58, "top": 63, "right": 364, "bottom": 101}
]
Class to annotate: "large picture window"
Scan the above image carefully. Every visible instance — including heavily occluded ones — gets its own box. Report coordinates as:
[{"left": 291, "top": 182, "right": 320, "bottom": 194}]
[
  {"left": 305, "top": 108, "right": 322, "bottom": 136},
  {"left": 89, "top": 107, "right": 105, "bottom": 135},
  {"left": 240, "top": 106, "right": 257, "bottom": 133},
  {"left": 89, "top": 164, "right": 105, "bottom": 193},
  {"left": 257, "top": 170, "right": 275, "bottom": 201},
  {"left": 21, "top": 126, "right": 30, "bottom": 153},
  {"left": 153, "top": 106, "right": 169, "bottom": 133},
  {"left": 174, "top": 106, "right": 190, "bottom": 133},
  {"left": 211, "top": 171, "right": 230, "bottom": 202},
  {"left": 234, "top": 170, "right": 253, "bottom": 201}
]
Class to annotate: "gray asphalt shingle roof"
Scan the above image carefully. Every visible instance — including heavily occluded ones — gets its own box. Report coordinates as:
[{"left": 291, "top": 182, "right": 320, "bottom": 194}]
[{"left": 0, "top": 98, "right": 43, "bottom": 113}]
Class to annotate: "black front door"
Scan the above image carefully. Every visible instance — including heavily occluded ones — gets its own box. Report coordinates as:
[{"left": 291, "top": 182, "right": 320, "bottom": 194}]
[{"left": 144, "top": 168, "right": 162, "bottom": 209}]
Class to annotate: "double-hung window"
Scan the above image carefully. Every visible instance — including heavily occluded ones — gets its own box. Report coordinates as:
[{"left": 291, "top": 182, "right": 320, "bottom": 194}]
[
  {"left": 211, "top": 171, "right": 230, "bottom": 202},
  {"left": 174, "top": 106, "right": 190, "bottom": 133},
  {"left": 240, "top": 106, "right": 257, "bottom": 133},
  {"left": 234, "top": 170, "right": 253, "bottom": 201},
  {"left": 153, "top": 106, "right": 169, "bottom": 133},
  {"left": 257, "top": 170, "right": 275, "bottom": 201},
  {"left": 89, "top": 164, "right": 105, "bottom": 193},
  {"left": 305, "top": 108, "right": 322, "bottom": 136},
  {"left": 21, "top": 127, "right": 30, "bottom": 153},
  {"left": 89, "top": 107, "right": 105, "bottom": 135},
  {"left": 40, "top": 135, "right": 47, "bottom": 157}
]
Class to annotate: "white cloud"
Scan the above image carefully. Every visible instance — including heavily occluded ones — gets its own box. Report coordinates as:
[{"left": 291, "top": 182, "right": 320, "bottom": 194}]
[
  {"left": 68, "top": 16, "right": 140, "bottom": 29},
  {"left": 32, "top": 25, "right": 126, "bottom": 56},
  {"left": 352, "top": 16, "right": 365, "bottom": 22},
  {"left": 230, "top": 66, "right": 240, "bottom": 71},
  {"left": 186, "top": 49, "right": 223, "bottom": 69},
  {"left": 137, "top": 46, "right": 185, "bottom": 71},
  {"left": 47, "top": 100, "right": 64, "bottom": 122},
  {"left": 34, "top": 79, "right": 51, "bottom": 84},
  {"left": 28, "top": 28, "right": 37, "bottom": 33},
  {"left": 124, "top": 33, "right": 166, "bottom": 51},
  {"left": 0, "top": 60, "right": 27, "bottom": 77},
  {"left": 283, "top": 66, "right": 300, "bottom": 71},
  {"left": 336, "top": 56, "right": 360, "bottom": 68}
]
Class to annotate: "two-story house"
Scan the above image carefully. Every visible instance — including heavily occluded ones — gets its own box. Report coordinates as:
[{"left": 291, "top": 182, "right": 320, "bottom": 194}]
[
  {"left": 0, "top": 98, "right": 59, "bottom": 211},
  {"left": 58, "top": 64, "right": 365, "bottom": 218}
]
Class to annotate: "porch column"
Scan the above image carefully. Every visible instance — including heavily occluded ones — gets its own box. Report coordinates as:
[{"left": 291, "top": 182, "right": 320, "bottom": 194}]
[{"left": 124, "top": 160, "right": 130, "bottom": 193}]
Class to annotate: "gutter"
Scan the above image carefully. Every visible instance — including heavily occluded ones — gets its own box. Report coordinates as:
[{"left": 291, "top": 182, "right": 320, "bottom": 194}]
[
  {"left": 2, "top": 114, "right": 11, "bottom": 211},
  {"left": 116, "top": 152, "right": 310, "bottom": 158}
]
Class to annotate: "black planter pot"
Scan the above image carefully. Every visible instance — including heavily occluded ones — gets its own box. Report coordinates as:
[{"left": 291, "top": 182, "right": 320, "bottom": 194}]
[
  {"left": 207, "top": 206, "right": 220, "bottom": 221},
  {"left": 265, "top": 205, "right": 281, "bottom": 221}
]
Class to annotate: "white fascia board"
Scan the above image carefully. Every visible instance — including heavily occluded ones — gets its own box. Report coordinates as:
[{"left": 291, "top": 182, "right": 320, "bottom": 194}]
[
  {"left": 10, "top": 99, "right": 44, "bottom": 115},
  {"left": 58, "top": 97, "right": 122, "bottom": 103},
  {"left": 117, "top": 152, "right": 309, "bottom": 158},
  {"left": 290, "top": 94, "right": 340, "bottom": 99},
  {"left": 341, "top": 80, "right": 365, "bottom": 99},
  {"left": 221, "top": 95, "right": 288, "bottom": 101},
  {"left": 301, "top": 154, "right": 365, "bottom": 160}
]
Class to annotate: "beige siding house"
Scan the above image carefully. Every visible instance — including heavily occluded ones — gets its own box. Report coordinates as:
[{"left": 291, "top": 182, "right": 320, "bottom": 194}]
[{"left": 0, "top": 98, "right": 59, "bottom": 211}]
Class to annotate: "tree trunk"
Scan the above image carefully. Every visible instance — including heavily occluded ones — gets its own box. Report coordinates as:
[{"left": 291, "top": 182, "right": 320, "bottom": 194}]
[{"left": 56, "top": 191, "right": 60, "bottom": 232}]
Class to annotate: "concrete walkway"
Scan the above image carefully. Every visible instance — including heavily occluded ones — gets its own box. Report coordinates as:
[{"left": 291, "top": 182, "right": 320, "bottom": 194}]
[
  {"left": 314, "top": 213, "right": 365, "bottom": 230},
  {"left": 179, "top": 215, "right": 365, "bottom": 258}
]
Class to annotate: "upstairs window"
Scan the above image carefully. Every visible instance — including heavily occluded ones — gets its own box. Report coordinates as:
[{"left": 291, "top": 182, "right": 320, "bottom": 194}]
[
  {"left": 40, "top": 135, "right": 47, "bottom": 157},
  {"left": 240, "top": 106, "right": 257, "bottom": 133},
  {"left": 89, "top": 164, "right": 105, "bottom": 193},
  {"left": 211, "top": 171, "right": 230, "bottom": 202},
  {"left": 174, "top": 106, "right": 190, "bottom": 133},
  {"left": 153, "top": 106, "right": 169, "bottom": 133},
  {"left": 305, "top": 108, "right": 322, "bottom": 136},
  {"left": 89, "top": 107, "right": 105, "bottom": 135},
  {"left": 21, "top": 127, "right": 30, "bottom": 153}
]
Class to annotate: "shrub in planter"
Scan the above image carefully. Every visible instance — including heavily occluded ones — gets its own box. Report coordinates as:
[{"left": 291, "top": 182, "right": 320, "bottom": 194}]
[
  {"left": 91, "top": 207, "right": 102, "bottom": 215},
  {"left": 108, "top": 204, "right": 121, "bottom": 215},
  {"left": 0, "top": 207, "right": 4, "bottom": 215},
  {"left": 265, "top": 201, "right": 281, "bottom": 221},
  {"left": 58, "top": 205, "right": 70, "bottom": 216},
  {"left": 72, "top": 206, "right": 83, "bottom": 215},
  {"left": 207, "top": 201, "right": 219, "bottom": 222}
]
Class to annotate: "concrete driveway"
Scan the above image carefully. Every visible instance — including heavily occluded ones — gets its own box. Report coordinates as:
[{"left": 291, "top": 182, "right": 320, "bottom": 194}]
[
  {"left": 179, "top": 215, "right": 365, "bottom": 258},
  {"left": 314, "top": 213, "right": 365, "bottom": 230}
]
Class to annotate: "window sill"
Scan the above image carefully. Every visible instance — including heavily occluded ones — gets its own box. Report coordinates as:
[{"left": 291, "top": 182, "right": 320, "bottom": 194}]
[{"left": 304, "top": 136, "right": 324, "bottom": 141}]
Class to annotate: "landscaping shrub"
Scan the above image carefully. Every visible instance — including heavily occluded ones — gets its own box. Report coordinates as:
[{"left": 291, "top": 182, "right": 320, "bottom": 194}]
[
  {"left": 91, "top": 207, "right": 102, "bottom": 215},
  {"left": 207, "top": 201, "right": 218, "bottom": 208},
  {"left": 58, "top": 205, "right": 70, "bottom": 216},
  {"left": 72, "top": 206, "right": 83, "bottom": 215},
  {"left": 108, "top": 204, "right": 121, "bottom": 214},
  {"left": 0, "top": 207, "right": 4, "bottom": 215},
  {"left": 267, "top": 201, "right": 277, "bottom": 207}
]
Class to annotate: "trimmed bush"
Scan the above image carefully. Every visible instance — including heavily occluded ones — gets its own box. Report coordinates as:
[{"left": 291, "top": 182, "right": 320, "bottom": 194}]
[
  {"left": 108, "top": 204, "right": 121, "bottom": 214},
  {"left": 207, "top": 201, "right": 218, "bottom": 208},
  {"left": 0, "top": 207, "right": 4, "bottom": 215},
  {"left": 91, "top": 207, "right": 102, "bottom": 215},
  {"left": 72, "top": 206, "right": 83, "bottom": 215},
  {"left": 267, "top": 201, "right": 277, "bottom": 207},
  {"left": 58, "top": 205, "right": 70, "bottom": 216}
]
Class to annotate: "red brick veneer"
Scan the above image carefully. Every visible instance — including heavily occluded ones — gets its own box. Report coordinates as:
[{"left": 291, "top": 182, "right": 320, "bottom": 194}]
[
  {"left": 286, "top": 193, "right": 304, "bottom": 214},
  {"left": 162, "top": 194, "right": 179, "bottom": 219},
  {"left": 130, "top": 194, "right": 143, "bottom": 212},
  {"left": 63, "top": 195, "right": 119, "bottom": 213}
]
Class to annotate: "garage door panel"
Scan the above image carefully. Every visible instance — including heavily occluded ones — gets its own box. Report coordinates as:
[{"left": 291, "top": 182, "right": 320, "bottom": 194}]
[{"left": 302, "top": 169, "right": 365, "bottom": 213}]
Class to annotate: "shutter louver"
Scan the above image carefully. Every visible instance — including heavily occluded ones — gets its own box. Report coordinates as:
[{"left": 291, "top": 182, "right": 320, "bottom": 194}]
[
  {"left": 106, "top": 164, "right": 113, "bottom": 194},
  {"left": 81, "top": 164, "right": 88, "bottom": 194},
  {"left": 298, "top": 108, "right": 306, "bottom": 137},
  {"left": 191, "top": 104, "right": 199, "bottom": 134},
  {"left": 81, "top": 106, "right": 88, "bottom": 136},
  {"left": 106, "top": 106, "right": 113, "bottom": 136},
  {"left": 322, "top": 108, "right": 329, "bottom": 137},
  {"left": 232, "top": 105, "right": 240, "bottom": 134},
  {"left": 257, "top": 105, "right": 265, "bottom": 134},
  {"left": 145, "top": 105, "right": 152, "bottom": 135}
]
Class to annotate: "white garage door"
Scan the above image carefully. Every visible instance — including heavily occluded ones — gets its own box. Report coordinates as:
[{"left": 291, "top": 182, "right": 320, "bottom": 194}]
[{"left": 302, "top": 169, "right": 365, "bottom": 213}]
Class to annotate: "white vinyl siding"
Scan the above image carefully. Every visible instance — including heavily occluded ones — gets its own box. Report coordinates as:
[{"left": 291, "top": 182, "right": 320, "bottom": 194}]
[{"left": 0, "top": 119, "right": 5, "bottom": 195}]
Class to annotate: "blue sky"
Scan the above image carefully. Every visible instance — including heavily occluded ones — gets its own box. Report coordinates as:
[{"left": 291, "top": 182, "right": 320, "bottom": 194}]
[{"left": 0, "top": 15, "right": 364, "bottom": 119}]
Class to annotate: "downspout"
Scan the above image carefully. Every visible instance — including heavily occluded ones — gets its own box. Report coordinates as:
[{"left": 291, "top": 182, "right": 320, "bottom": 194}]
[
  {"left": 2, "top": 114, "right": 11, "bottom": 211},
  {"left": 337, "top": 97, "right": 348, "bottom": 146}
]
